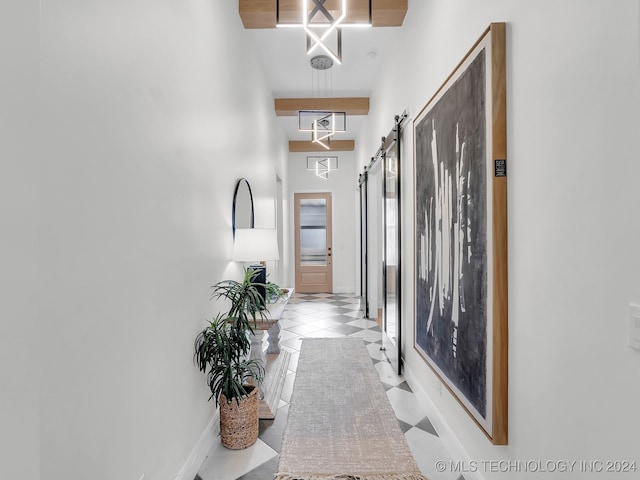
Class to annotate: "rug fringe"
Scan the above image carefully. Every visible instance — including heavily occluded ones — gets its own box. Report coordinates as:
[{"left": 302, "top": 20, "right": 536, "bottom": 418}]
[{"left": 275, "top": 473, "right": 429, "bottom": 480}]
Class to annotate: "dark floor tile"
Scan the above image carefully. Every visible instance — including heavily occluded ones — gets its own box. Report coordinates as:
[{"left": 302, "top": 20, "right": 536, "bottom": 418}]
[
  {"left": 415, "top": 416, "right": 439, "bottom": 437},
  {"left": 296, "top": 295, "right": 317, "bottom": 301},
  {"left": 381, "top": 381, "right": 395, "bottom": 391},
  {"left": 327, "top": 306, "right": 356, "bottom": 314},
  {"left": 236, "top": 456, "right": 280, "bottom": 480},
  {"left": 327, "top": 324, "right": 364, "bottom": 335},
  {"left": 397, "top": 418, "right": 413, "bottom": 433},
  {"left": 397, "top": 381, "right": 413, "bottom": 393}
]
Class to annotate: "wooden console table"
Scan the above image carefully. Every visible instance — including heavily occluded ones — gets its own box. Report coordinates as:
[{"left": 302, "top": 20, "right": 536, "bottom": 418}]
[{"left": 249, "top": 289, "right": 293, "bottom": 419}]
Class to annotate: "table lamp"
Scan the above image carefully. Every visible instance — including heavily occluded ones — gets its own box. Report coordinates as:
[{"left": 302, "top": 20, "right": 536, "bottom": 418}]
[{"left": 232, "top": 228, "right": 280, "bottom": 304}]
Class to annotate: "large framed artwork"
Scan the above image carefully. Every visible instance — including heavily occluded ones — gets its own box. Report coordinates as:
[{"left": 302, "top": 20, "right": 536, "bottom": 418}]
[{"left": 413, "top": 23, "right": 508, "bottom": 444}]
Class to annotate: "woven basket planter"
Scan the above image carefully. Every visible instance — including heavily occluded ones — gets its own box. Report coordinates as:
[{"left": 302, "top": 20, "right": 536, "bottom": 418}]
[{"left": 219, "top": 386, "right": 259, "bottom": 449}]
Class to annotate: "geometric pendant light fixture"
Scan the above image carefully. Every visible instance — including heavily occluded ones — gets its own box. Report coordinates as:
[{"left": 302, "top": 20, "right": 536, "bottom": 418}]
[
  {"left": 273, "top": 1, "right": 374, "bottom": 66},
  {"left": 299, "top": 110, "right": 347, "bottom": 149},
  {"left": 302, "top": 0, "right": 346, "bottom": 64},
  {"left": 307, "top": 155, "right": 338, "bottom": 179},
  {"left": 312, "top": 113, "right": 335, "bottom": 149},
  {"left": 297, "top": 53, "right": 347, "bottom": 150},
  {"left": 298, "top": 110, "right": 346, "bottom": 133}
]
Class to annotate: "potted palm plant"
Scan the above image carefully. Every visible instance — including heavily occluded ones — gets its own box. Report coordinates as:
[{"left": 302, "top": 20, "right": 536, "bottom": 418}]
[{"left": 194, "top": 268, "right": 266, "bottom": 449}]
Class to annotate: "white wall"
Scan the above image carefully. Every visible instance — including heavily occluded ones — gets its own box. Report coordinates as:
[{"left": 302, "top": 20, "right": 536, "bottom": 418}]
[
  {"left": 0, "top": 1, "right": 40, "bottom": 478},
  {"left": 357, "top": 0, "right": 640, "bottom": 478},
  {"left": 35, "top": 1, "right": 287, "bottom": 479},
  {"left": 287, "top": 152, "right": 357, "bottom": 293}
]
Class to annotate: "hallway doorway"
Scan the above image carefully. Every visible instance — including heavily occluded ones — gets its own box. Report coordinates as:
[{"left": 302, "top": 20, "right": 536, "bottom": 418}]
[{"left": 294, "top": 192, "right": 333, "bottom": 293}]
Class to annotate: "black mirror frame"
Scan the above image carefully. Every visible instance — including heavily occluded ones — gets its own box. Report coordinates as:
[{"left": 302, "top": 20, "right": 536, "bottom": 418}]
[{"left": 232, "top": 178, "right": 255, "bottom": 238}]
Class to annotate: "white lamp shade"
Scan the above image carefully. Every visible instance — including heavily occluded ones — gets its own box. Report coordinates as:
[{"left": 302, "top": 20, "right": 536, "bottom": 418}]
[{"left": 233, "top": 228, "right": 280, "bottom": 262}]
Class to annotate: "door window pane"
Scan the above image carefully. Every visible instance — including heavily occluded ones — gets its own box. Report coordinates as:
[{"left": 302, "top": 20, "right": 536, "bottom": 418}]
[{"left": 300, "top": 199, "right": 326, "bottom": 265}]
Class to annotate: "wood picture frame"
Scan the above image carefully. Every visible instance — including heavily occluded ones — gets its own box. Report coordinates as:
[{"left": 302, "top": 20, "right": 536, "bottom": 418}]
[{"left": 413, "top": 23, "right": 507, "bottom": 444}]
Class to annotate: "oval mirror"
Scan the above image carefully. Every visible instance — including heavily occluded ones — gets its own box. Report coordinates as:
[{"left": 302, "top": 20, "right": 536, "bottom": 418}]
[{"left": 232, "top": 178, "right": 255, "bottom": 237}]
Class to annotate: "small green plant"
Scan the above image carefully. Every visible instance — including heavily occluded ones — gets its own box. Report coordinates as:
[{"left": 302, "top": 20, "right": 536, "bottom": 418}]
[
  {"left": 194, "top": 268, "right": 266, "bottom": 405},
  {"left": 265, "top": 280, "right": 285, "bottom": 303}
]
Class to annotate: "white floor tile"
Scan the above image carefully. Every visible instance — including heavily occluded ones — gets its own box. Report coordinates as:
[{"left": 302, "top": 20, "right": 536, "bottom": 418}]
[
  {"left": 346, "top": 318, "right": 379, "bottom": 329},
  {"left": 306, "top": 302, "right": 338, "bottom": 311},
  {"left": 341, "top": 303, "right": 363, "bottom": 310},
  {"left": 405, "top": 427, "right": 461, "bottom": 480},
  {"left": 366, "top": 342, "right": 387, "bottom": 361},
  {"left": 197, "top": 438, "right": 278, "bottom": 480},
  {"left": 305, "top": 310, "right": 342, "bottom": 320},
  {"left": 386, "top": 387, "right": 427, "bottom": 425},
  {"left": 304, "top": 317, "right": 343, "bottom": 328},
  {"left": 374, "top": 360, "right": 403, "bottom": 386},
  {"left": 342, "top": 297, "right": 362, "bottom": 304},
  {"left": 286, "top": 323, "right": 323, "bottom": 336},
  {"left": 349, "top": 328, "right": 383, "bottom": 343},
  {"left": 276, "top": 329, "right": 300, "bottom": 342},
  {"left": 305, "top": 329, "right": 347, "bottom": 338},
  {"left": 280, "top": 336, "right": 303, "bottom": 351}
]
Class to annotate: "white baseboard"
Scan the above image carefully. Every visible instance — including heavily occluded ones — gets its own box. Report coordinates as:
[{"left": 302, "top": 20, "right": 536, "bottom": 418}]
[
  {"left": 175, "top": 410, "right": 219, "bottom": 480},
  {"left": 403, "top": 364, "right": 483, "bottom": 480}
]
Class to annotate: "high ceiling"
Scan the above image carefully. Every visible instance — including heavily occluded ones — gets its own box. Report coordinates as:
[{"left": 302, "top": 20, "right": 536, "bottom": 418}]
[{"left": 238, "top": 1, "right": 408, "bottom": 150}]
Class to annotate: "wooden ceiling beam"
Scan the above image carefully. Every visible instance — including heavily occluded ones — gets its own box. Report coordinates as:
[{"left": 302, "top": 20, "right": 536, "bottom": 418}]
[
  {"left": 239, "top": 0, "right": 407, "bottom": 29},
  {"left": 289, "top": 140, "right": 355, "bottom": 152},
  {"left": 276, "top": 0, "right": 370, "bottom": 25},
  {"left": 372, "top": 0, "right": 408, "bottom": 27},
  {"left": 239, "top": 0, "right": 277, "bottom": 29},
  {"left": 275, "top": 97, "right": 369, "bottom": 116}
]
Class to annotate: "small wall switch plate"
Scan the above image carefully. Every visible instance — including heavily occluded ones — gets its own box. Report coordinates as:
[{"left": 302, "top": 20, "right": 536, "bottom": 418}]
[{"left": 629, "top": 303, "right": 640, "bottom": 351}]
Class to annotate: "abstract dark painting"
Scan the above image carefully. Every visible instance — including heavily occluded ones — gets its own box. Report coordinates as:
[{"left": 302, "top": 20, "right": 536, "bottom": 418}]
[{"left": 413, "top": 23, "right": 508, "bottom": 444}]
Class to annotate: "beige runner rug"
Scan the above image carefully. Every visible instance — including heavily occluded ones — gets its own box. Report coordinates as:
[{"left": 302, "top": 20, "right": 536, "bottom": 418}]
[{"left": 276, "top": 337, "right": 428, "bottom": 480}]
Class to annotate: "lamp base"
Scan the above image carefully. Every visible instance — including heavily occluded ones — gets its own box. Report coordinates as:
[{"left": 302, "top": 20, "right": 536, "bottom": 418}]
[{"left": 248, "top": 264, "right": 267, "bottom": 306}]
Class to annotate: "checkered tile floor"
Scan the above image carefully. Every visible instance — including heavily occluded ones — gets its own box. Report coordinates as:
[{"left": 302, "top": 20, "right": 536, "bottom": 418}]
[{"left": 195, "top": 293, "right": 464, "bottom": 480}]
